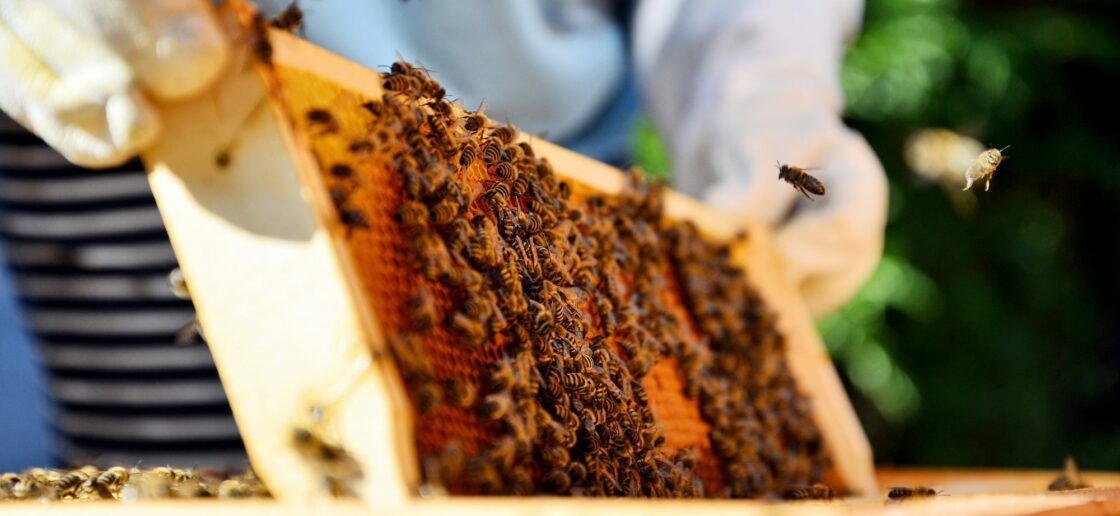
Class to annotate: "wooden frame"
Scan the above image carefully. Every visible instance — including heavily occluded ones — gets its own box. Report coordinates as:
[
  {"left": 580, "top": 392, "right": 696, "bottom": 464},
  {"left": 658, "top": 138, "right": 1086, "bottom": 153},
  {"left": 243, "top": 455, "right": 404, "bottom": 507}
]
[{"left": 140, "top": 17, "right": 875, "bottom": 503}]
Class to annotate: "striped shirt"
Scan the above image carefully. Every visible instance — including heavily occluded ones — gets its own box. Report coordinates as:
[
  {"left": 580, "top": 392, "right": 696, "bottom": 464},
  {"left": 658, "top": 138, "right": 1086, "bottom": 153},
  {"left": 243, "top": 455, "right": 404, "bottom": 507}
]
[{"left": 0, "top": 115, "right": 248, "bottom": 470}]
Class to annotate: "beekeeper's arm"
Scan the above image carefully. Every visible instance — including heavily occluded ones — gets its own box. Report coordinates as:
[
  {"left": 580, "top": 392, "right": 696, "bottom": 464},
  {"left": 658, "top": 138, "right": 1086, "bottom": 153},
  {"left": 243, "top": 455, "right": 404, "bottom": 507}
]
[
  {"left": 635, "top": 0, "right": 888, "bottom": 316},
  {"left": 0, "top": 0, "right": 227, "bottom": 168}
]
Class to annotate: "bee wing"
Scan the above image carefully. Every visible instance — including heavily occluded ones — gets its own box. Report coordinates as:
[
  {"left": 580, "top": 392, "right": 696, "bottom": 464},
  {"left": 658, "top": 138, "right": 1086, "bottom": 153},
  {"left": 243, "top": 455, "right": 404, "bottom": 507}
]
[{"left": 963, "top": 160, "right": 985, "bottom": 181}]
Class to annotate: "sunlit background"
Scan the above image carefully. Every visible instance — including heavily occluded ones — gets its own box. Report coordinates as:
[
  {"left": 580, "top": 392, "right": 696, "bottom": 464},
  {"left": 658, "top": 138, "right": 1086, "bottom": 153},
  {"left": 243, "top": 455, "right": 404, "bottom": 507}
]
[{"left": 638, "top": 0, "right": 1120, "bottom": 470}]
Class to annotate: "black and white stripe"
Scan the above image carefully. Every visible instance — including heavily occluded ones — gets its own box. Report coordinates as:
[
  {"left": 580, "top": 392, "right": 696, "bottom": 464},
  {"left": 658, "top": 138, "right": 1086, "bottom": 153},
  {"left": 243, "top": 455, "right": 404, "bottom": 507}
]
[{"left": 0, "top": 115, "right": 247, "bottom": 469}]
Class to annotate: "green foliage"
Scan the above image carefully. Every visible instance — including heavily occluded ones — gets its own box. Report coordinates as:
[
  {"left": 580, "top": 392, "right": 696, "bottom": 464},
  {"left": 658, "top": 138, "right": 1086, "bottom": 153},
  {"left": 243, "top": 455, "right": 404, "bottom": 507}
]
[
  {"left": 630, "top": 116, "right": 673, "bottom": 181},
  {"left": 838, "top": 0, "right": 1120, "bottom": 468}
]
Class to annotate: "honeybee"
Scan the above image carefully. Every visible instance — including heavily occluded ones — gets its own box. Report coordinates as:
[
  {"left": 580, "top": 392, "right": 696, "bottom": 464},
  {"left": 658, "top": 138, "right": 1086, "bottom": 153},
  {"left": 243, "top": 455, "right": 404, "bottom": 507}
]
[
  {"left": 887, "top": 486, "right": 940, "bottom": 500},
  {"left": 469, "top": 216, "right": 501, "bottom": 269},
  {"left": 338, "top": 208, "right": 370, "bottom": 234},
  {"left": 542, "top": 469, "right": 572, "bottom": 493},
  {"left": 409, "top": 287, "right": 438, "bottom": 331},
  {"left": 444, "top": 267, "right": 484, "bottom": 292},
  {"left": 963, "top": 146, "right": 1009, "bottom": 192},
  {"left": 167, "top": 267, "right": 191, "bottom": 299},
  {"left": 306, "top": 108, "right": 339, "bottom": 134},
  {"left": 493, "top": 161, "right": 517, "bottom": 182},
  {"left": 784, "top": 483, "right": 834, "bottom": 501},
  {"left": 269, "top": 1, "right": 304, "bottom": 36},
  {"left": 383, "top": 74, "right": 421, "bottom": 95},
  {"left": 463, "top": 113, "right": 488, "bottom": 134},
  {"left": 90, "top": 467, "right": 130, "bottom": 499},
  {"left": 330, "top": 164, "right": 354, "bottom": 179},
  {"left": 414, "top": 232, "right": 451, "bottom": 280},
  {"left": 776, "top": 162, "right": 825, "bottom": 200},
  {"left": 1048, "top": 456, "right": 1090, "bottom": 491},
  {"left": 291, "top": 426, "right": 364, "bottom": 497},
  {"left": 450, "top": 312, "right": 487, "bottom": 346},
  {"left": 348, "top": 139, "right": 374, "bottom": 155},
  {"left": 46, "top": 469, "right": 90, "bottom": 498},
  {"left": 480, "top": 392, "right": 513, "bottom": 420},
  {"left": 175, "top": 316, "right": 204, "bottom": 346},
  {"left": 458, "top": 141, "right": 478, "bottom": 169},
  {"left": 491, "top": 125, "right": 518, "bottom": 145},
  {"left": 482, "top": 140, "right": 503, "bottom": 165},
  {"left": 415, "top": 380, "right": 444, "bottom": 413},
  {"left": 429, "top": 197, "right": 461, "bottom": 226},
  {"left": 445, "top": 377, "right": 477, "bottom": 407},
  {"left": 395, "top": 201, "right": 429, "bottom": 229},
  {"left": 248, "top": 14, "right": 273, "bottom": 65}
]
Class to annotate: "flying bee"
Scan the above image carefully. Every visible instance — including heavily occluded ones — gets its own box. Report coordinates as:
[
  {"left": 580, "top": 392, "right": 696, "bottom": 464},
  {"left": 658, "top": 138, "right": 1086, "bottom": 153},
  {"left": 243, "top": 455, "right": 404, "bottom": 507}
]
[
  {"left": 784, "top": 483, "right": 834, "bottom": 501},
  {"left": 887, "top": 486, "right": 940, "bottom": 500},
  {"left": 777, "top": 162, "right": 826, "bottom": 200},
  {"left": 269, "top": 1, "right": 304, "bottom": 35},
  {"left": 963, "top": 145, "right": 1010, "bottom": 192},
  {"left": 306, "top": 108, "right": 339, "bottom": 134}
]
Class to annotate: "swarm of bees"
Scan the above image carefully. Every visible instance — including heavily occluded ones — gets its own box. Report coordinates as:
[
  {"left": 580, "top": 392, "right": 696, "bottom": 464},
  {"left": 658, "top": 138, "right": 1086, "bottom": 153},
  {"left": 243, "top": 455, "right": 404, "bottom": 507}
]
[
  {"left": 275, "top": 56, "right": 828, "bottom": 498},
  {"left": 0, "top": 466, "right": 269, "bottom": 501}
]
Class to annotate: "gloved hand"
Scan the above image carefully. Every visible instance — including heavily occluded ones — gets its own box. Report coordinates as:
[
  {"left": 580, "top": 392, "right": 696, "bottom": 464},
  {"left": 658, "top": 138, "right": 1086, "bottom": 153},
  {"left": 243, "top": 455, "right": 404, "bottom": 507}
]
[
  {"left": 636, "top": 0, "right": 887, "bottom": 316},
  {"left": 0, "top": 0, "right": 228, "bottom": 168}
]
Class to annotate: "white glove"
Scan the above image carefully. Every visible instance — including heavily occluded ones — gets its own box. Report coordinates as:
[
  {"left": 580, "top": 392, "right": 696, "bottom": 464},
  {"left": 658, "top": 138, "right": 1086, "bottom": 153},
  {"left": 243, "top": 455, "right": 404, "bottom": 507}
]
[
  {"left": 0, "top": 0, "right": 228, "bottom": 168},
  {"left": 636, "top": 0, "right": 887, "bottom": 316}
]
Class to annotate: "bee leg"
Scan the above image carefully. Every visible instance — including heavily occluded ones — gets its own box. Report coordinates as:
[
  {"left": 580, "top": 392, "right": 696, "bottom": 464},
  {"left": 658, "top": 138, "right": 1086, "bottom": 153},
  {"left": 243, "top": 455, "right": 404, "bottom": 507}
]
[
  {"left": 175, "top": 317, "right": 202, "bottom": 345},
  {"left": 984, "top": 178, "right": 991, "bottom": 192},
  {"left": 963, "top": 177, "right": 974, "bottom": 191},
  {"left": 797, "top": 185, "right": 814, "bottom": 201}
]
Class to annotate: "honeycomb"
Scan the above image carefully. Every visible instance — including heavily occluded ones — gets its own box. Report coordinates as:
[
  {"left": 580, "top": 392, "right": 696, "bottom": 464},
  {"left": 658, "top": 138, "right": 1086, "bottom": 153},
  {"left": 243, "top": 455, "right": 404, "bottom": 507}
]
[{"left": 270, "top": 61, "right": 828, "bottom": 497}]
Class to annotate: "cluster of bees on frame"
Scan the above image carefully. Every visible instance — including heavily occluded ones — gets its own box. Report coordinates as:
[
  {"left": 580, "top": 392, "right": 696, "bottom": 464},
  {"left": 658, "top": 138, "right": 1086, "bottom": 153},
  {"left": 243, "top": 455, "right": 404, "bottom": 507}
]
[
  {"left": 0, "top": 466, "right": 268, "bottom": 501},
  {"left": 287, "top": 55, "right": 829, "bottom": 498}
]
